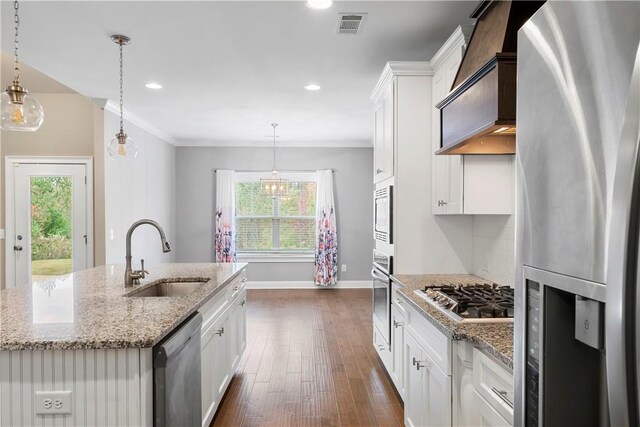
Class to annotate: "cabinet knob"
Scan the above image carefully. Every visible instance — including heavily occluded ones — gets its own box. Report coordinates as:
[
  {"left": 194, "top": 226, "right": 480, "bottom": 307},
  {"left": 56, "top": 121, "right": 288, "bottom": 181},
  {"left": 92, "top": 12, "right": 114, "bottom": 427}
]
[
  {"left": 240, "top": 299, "right": 246, "bottom": 306},
  {"left": 376, "top": 168, "right": 383, "bottom": 174}
]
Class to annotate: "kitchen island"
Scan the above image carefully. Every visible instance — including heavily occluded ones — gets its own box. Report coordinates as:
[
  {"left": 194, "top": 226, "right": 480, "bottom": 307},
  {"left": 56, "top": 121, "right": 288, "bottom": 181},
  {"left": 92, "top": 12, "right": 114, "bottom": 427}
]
[{"left": 0, "top": 263, "right": 247, "bottom": 426}]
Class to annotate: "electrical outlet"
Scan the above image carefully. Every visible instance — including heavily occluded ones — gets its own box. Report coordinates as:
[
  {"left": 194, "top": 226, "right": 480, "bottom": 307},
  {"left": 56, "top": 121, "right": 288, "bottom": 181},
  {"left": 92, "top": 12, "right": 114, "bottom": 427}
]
[
  {"left": 341, "top": 264, "right": 347, "bottom": 272},
  {"left": 35, "top": 391, "right": 72, "bottom": 415}
]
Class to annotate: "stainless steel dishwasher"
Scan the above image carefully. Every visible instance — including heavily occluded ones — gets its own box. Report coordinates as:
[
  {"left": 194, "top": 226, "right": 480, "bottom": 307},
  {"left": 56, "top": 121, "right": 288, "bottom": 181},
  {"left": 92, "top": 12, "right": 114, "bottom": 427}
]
[{"left": 153, "top": 312, "right": 202, "bottom": 427}]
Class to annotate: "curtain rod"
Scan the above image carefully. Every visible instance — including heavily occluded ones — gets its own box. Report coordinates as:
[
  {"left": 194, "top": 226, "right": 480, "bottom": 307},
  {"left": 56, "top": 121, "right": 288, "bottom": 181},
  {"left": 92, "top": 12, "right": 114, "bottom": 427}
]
[{"left": 214, "top": 169, "right": 335, "bottom": 173}]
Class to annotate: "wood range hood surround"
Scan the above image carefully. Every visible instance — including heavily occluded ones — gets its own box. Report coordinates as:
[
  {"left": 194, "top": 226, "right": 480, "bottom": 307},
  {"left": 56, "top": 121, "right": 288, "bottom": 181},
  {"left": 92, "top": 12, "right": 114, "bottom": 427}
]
[{"left": 436, "top": 0, "right": 545, "bottom": 155}]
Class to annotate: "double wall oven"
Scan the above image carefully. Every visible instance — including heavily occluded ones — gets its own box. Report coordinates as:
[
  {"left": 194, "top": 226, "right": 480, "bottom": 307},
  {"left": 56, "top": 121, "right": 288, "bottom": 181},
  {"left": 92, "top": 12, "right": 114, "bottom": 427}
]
[{"left": 372, "top": 250, "right": 393, "bottom": 350}]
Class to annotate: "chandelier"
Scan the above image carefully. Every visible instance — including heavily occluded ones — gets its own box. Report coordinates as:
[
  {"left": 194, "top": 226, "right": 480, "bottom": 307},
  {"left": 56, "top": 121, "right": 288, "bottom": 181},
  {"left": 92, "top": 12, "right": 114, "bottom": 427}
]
[{"left": 261, "top": 123, "right": 289, "bottom": 198}]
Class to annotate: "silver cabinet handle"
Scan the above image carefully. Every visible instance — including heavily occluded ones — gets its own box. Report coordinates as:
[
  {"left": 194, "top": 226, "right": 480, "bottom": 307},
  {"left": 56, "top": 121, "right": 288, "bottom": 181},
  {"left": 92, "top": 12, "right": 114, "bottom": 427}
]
[
  {"left": 215, "top": 327, "right": 224, "bottom": 336},
  {"left": 233, "top": 286, "right": 239, "bottom": 291},
  {"left": 412, "top": 357, "right": 418, "bottom": 366},
  {"left": 240, "top": 299, "right": 246, "bottom": 306},
  {"left": 393, "top": 298, "right": 404, "bottom": 305},
  {"left": 393, "top": 320, "right": 403, "bottom": 328},
  {"left": 376, "top": 168, "right": 383, "bottom": 174},
  {"left": 13, "top": 245, "right": 23, "bottom": 251},
  {"left": 416, "top": 361, "right": 426, "bottom": 370},
  {"left": 437, "top": 200, "right": 449, "bottom": 206},
  {"left": 491, "top": 387, "right": 514, "bottom": 409}
]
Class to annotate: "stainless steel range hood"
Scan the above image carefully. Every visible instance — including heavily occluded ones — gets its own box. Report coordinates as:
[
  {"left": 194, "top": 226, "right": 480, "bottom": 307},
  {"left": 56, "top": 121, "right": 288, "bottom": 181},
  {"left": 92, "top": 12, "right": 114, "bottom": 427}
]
[{"left": 436, "top": 0, "right": 544, "bottom": 155}]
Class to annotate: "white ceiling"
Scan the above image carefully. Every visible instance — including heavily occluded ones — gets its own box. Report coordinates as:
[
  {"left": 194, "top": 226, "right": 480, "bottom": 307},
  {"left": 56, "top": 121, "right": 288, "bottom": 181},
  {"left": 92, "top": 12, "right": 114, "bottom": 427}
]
[{"left": 0, "top": 1, "right": 475, "bottom": 147}]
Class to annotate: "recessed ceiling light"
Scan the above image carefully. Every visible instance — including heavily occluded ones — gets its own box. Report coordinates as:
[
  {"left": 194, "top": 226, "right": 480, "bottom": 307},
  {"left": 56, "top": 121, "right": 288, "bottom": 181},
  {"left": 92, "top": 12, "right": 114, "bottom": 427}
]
[
  {"left": 304, "top": 84, "right": 322, "bottom": 91},
  {"left": 306, "top": 0, "right": 332, "bottom": 10},
  {"left": 145, "top": 82, "right": 162, "bottom": 89}
]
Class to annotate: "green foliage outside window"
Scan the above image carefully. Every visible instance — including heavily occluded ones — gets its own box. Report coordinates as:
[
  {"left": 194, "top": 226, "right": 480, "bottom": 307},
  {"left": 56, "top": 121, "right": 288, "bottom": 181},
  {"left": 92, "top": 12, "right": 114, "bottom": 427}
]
[
  {"left": 30, "top": 177, "right": 72, "bottom": 261},
  {"left": 235, "top": 180, "right": 316, "bottom": 252}
]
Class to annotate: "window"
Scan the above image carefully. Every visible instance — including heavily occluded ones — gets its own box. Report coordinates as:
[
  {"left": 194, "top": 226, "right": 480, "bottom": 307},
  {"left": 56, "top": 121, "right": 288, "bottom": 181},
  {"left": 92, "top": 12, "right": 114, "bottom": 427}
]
[{"left": 235, "top": 172, "right": 317, "bottom": 256}]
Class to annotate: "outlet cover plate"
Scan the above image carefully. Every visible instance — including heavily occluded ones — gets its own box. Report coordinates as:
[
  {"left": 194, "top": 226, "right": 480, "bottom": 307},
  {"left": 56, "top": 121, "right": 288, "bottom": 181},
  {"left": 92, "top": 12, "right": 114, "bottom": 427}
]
[{"left": 35, "top": 391, "right": 72, "bottom": 415}]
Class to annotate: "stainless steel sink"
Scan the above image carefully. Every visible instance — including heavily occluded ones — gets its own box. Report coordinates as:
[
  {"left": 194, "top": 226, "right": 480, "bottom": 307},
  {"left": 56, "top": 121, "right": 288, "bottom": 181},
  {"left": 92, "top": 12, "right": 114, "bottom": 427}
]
[{"left": 126, "top": 280, "right": 208, "bottom": 298}]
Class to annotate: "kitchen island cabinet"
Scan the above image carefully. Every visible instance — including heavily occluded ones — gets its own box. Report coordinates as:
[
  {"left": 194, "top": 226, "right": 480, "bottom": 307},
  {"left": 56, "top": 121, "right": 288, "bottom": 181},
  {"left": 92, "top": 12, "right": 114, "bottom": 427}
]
[{"left": 0, "top": 263, "right": 247, "bottom": 427}]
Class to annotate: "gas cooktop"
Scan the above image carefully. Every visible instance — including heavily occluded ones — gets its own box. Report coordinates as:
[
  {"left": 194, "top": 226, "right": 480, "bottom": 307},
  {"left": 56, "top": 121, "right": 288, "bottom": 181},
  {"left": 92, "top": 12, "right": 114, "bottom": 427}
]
[{"left": 414, "top": 283, "right": 514, "bottom": 323}]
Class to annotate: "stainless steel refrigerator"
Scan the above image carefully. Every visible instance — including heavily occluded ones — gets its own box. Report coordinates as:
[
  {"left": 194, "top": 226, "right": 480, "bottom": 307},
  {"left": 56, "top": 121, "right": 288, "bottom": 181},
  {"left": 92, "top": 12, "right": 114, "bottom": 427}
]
[{"left": 515, "top": 1, "right": 640, "bottom": 426}]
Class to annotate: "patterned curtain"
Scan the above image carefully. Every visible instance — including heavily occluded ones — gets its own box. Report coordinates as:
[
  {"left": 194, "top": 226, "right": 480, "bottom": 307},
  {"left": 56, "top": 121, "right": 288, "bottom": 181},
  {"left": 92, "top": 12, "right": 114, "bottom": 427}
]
[
  {"left": 215, "top": 170, "right": 236, "bottom": 262},
  {"left": 315, "top": 170, "right": 338, "bottom": 286}
]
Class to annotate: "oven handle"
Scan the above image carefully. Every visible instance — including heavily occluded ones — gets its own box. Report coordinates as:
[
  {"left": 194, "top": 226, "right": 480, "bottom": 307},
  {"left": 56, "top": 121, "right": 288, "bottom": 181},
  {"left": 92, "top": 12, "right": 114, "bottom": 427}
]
[{"left": 371, "top": 269, "right": 389, "bottom": 282}]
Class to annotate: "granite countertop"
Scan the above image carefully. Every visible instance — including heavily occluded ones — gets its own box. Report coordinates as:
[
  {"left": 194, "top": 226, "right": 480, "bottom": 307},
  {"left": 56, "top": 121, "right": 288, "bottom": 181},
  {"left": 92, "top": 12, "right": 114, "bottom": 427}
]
[
  {"left": 391, "top": 274, "right": 514, "bottom": 368},
  {"left": 0, "top": 263, "right": 246, "bottom": 351}
]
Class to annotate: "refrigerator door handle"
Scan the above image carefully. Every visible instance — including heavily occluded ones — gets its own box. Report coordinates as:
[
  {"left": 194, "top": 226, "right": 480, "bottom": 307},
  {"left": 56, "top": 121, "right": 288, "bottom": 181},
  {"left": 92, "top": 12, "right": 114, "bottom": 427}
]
[{"left": 606, "top": 41, "right": 640, "bottom": 427}]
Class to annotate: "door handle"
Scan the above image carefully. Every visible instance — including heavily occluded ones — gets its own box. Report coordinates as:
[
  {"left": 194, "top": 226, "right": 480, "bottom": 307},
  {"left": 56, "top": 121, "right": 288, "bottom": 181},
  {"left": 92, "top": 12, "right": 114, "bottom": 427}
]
[{"left": 13, "top": 245, "right": 23, "bottom": 251}]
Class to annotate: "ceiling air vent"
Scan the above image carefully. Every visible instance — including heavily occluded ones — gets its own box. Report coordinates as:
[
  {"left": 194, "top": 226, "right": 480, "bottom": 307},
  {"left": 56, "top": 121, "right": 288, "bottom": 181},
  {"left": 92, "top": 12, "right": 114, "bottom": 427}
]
[{"left": 337, "top": 13, "right": 367, "bottom": 35}]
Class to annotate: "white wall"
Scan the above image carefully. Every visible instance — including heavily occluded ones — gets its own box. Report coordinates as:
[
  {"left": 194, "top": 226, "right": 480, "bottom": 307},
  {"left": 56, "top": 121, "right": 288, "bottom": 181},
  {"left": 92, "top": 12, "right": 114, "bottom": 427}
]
[
  {"left": 472, "top": 215, "right": 515, "bottom": 286},
  {"left": 103, "top": 111, "right": 176, "bottom": 267}
]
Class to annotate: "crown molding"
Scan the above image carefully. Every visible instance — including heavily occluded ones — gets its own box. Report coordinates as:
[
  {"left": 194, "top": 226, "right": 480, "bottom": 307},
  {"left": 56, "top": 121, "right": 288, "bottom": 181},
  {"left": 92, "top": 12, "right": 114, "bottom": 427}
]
[
  {"left": 370, "top": 61, "right": 433, "bottom": 102},
  {"left": 92, "top": 98, "right": 178, "bottom": 146},
  {"left": 430, "top": 25, "right": 475, "bottom": 70},
  {"left": 175, "top": 138, "right": 373, "bottom": 148}
]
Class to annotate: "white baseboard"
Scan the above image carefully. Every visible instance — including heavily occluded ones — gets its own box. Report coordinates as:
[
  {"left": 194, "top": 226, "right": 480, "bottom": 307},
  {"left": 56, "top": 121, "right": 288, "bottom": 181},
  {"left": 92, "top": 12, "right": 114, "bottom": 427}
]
[{"left": 246, "top": 280, "right": 371, "bottom": 289}]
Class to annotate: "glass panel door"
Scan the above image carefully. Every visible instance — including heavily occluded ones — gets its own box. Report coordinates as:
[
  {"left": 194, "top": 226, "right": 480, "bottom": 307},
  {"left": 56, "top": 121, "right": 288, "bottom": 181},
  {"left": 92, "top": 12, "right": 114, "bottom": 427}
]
[{"left": 12, "top": 163, "right": 87, "bottom": 287}]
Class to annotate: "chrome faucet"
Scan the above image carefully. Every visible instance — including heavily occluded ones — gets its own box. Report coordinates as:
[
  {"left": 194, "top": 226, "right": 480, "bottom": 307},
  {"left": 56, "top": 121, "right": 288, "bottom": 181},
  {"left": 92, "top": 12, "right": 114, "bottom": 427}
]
[{"left": 125, "top": 219, "right": 172, "bottom": 287}]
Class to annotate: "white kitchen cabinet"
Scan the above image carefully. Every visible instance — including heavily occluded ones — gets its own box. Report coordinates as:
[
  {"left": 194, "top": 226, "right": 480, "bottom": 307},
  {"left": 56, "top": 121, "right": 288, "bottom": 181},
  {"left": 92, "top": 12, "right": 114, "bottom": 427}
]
[
  {"left": 432, "top": 27, "right": 467, "bottom": 215},
  {"left": 431, "top": 27, "right": 514, "bottom": 216},
  {"left": 199, "top": 271, "right": 247, "bottom": 427},
  {"left": 404, "top": 330, "right": 452, "bottom": 427},
  {"left": 391, "top": 304, "right": 406, "bottom": 398},
  {"left": 373, "top": 80, "right": 395, "bottom": 183},
  {"left": 472, "top": 347, "right": 514, "bottom": 426}
]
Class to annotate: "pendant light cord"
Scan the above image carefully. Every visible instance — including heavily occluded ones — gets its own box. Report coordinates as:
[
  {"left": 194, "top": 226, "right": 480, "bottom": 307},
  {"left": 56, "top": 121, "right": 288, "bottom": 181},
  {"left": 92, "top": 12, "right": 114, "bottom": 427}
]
[
  {"left": 272, "top": 123, "right": 278, "bottom": 170},
  {"left": 119, "top": 41, "right": 124, "bottom": 133},
  {"left": 13, "top": 0, "right": 20, "bottom": 85}
]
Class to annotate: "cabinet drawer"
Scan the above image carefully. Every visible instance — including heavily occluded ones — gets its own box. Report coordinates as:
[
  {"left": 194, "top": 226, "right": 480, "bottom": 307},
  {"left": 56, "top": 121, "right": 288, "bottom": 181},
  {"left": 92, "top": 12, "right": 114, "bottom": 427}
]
[
  {"left": 474, "top": 390, "right": 511, "bottom": 427},
  {"left": 473, "top": 348, "right": 514, "bottom": 423},
  {"left": 391, "top": 283, "right": 407, "bottom": 315},
  {"left": 404, "top": 299, "right": 451, "bottom": 374},
  {"left": 200, "top": 288, "right": 229, "bottom": 332},
  {"left": 230, "top": 272, "right": 247, "bottom": 301}
]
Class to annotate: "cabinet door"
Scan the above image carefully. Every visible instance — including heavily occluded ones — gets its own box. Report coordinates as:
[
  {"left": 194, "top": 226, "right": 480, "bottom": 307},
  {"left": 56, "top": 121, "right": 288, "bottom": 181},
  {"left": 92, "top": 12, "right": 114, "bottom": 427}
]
[
  {"left": 405, "top": 331, "right": 425, "bottom": 427},
  {"left": 237, "top": 291, "right": 247, "bottom": 362},
  {"left": 425, "top": 360, "right": 453, "bottom": 427},
  {"left": 228, "top": 301, "right": 239, "bottom": 373},
  {"left": 391, "top": 305, "right": 405, "bottom": 397},
  {"left": 381, "top": 82, "right": 395, "bottom": 181},
  {"left": 201, "top": 322, "right": 216, "bottom": 425},
  {"left": 374, "top": 101, "right": 385, "bottom": 182},
  {"left": 212, "top": 313, "right": 231, "bottom": 402},
  {"left": 432, "top": 68, "right": 449, "bottom": 214}
]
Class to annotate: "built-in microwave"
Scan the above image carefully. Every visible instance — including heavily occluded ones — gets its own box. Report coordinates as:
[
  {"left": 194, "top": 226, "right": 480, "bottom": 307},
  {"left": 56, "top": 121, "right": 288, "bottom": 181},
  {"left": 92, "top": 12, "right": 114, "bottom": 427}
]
[{"left": 374, "top": 184, "right": 393, "bottom": 245}]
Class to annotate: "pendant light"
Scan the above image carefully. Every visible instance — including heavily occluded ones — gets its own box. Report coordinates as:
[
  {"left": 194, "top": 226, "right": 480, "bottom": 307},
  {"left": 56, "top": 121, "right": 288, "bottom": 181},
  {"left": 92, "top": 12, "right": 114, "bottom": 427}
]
[
  {"left": 261, "top": 123, "right": 289, "bottom": 198},
  {"left": 108, "top": 34, "right": 138, "bottom": 160},
  {"left": 0, "top": 0, "right": 44, "bottom": 131}
]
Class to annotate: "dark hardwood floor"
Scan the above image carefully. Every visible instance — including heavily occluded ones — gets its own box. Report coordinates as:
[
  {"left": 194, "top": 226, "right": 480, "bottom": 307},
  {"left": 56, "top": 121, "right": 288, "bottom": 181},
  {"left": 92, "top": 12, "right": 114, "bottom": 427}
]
[{"left": 212, "top": 289, "right": 404, "bottom": 427}]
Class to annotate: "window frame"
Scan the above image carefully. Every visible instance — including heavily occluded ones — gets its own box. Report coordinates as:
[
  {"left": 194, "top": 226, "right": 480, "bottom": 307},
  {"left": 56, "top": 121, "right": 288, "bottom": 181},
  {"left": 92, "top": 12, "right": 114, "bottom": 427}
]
[{"left": 234, "top": 171, "right": 318, "bottom": 262}]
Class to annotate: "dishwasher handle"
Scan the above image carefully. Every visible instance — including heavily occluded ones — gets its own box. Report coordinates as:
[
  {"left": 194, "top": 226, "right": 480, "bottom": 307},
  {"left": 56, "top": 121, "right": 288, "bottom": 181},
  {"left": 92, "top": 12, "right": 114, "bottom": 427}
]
[{"left": 154, "top": 313, "right": 202, "bottom": 367}]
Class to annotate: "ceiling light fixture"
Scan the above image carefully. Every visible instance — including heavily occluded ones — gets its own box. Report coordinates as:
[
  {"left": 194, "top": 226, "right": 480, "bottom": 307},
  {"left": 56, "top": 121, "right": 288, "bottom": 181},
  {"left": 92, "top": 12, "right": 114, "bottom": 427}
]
[
  {"left": 304, "top": 84, "right": 321, "bottom": 91},
  {"left": 0, "top": 0, "right": 44, "bottom": 131},
  {"left": 306, "top": 0, "right": 333, "bottom": 10},
  {"left": 145, "top": 82, "right": 162, "bottom": 89},
  {"left": 108, "top": 34, "right": 138, "bottom": 161},
  {"left": 261, "top": 123, "right": 289, "bottom": 198}
]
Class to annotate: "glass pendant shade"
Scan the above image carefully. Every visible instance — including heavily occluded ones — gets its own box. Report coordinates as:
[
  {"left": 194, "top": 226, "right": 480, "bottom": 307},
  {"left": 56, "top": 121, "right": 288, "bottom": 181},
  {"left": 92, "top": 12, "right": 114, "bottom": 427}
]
[
  {"left": 0, "top": 89, "right": 44, "bottom": 131},
  {"left": 108, "top": 132, "right": 138, "bottom": 161}
]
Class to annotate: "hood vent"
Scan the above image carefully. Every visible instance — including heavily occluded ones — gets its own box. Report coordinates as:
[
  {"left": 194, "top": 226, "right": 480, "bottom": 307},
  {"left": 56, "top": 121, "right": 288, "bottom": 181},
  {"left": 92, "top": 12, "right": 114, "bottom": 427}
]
[
  {"left": 436, "top": 0, "right": 544, "bottom": 155},
  {"left": 337, "top": 13, "right": 366, "bottom": 35}
]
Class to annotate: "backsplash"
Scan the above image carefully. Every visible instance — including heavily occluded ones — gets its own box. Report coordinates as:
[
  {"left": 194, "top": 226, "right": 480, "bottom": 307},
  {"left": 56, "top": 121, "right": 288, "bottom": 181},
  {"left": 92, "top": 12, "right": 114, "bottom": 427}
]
[{"left": 472, "top": 215, "right": 515, "bottom": 286}]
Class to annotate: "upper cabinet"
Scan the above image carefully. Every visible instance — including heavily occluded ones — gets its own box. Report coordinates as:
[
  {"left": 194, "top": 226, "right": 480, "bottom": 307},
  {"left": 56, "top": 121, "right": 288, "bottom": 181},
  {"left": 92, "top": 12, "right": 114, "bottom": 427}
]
[
  {"left": 431, "top": 27, "right": 514, "bottom": 216},
  {"left": 373, "top": 81, "right": 395, "bottom": 183},
  {"left": 431, "top": 27, "right": 468, "bottom": 214}
]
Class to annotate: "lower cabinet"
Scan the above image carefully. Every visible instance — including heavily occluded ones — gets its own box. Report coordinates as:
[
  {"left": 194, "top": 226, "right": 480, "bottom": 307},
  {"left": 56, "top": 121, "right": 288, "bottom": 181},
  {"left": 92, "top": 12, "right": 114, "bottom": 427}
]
[
  {"left": 404, "top": 330, "right": 452, "bottom": 427},
  {"left": 390, "top": 304, "right": 405, "bottom": 398},
  {"left": 200, "top": 272, "right": 247, "bottom": 427}
]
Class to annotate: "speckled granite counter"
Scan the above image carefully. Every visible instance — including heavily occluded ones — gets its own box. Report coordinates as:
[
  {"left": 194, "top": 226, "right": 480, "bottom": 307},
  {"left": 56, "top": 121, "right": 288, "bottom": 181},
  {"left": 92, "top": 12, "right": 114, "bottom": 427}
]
[
  {"left": 0, "top": 263, "right": 246, "bottom": 351},
  {"left": 391, "top": 274, "right": 513, "bottom": 368}
]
